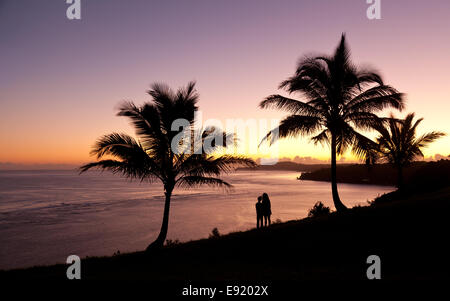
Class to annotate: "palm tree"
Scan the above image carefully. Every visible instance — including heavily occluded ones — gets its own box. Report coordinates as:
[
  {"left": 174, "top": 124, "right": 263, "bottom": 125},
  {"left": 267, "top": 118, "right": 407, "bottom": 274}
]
[
  {"left": 368, "top": 113, "right": 445, "bottom": 189},
  {"left": 80, "top": 82, "right": 255, "bottom": 251},
  {"left": 260, "top": 34, "right": 404, "bottom": 211}
]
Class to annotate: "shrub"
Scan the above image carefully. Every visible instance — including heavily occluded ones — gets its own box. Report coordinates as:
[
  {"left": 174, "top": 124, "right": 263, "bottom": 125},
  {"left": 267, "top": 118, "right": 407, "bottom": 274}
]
[
  {"left": 209, "top": 227, "right": 220, "bottom": 239},
  {"left": 165, "top": 239, "right": 180, "bottom": 247},
  {"left": 308, "top": 201, "right": 331, "bottom": 218}
]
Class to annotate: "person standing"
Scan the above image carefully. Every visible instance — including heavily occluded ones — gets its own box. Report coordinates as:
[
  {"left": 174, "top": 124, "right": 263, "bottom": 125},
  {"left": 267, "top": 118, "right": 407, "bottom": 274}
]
[
  {"left": 255, "top": 196, "right": 263, "bottom": 228},
  {"left": 262, "top": 193, "right": 271, "bottom": 226}
]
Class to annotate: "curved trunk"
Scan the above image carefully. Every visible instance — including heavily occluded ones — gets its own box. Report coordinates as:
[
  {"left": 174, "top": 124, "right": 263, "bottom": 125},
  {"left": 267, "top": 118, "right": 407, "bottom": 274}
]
[
  {"left": 331, "top": 133, "right": 347, "bottom": 211},
  {"left": 146, "top": 185, "right": 173, "bottom": 252}
]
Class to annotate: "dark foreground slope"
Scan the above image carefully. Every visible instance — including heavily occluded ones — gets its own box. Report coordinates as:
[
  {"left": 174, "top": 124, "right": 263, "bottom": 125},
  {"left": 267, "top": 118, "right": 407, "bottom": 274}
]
[{"left": 2, "top": 186, "right": 450, "bottom": 281}]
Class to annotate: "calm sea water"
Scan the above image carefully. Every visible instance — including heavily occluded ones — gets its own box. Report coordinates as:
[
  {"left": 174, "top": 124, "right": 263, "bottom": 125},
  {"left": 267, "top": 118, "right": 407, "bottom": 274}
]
[{"left": 0, "top": 169, "right": 393, "bottom": 270}]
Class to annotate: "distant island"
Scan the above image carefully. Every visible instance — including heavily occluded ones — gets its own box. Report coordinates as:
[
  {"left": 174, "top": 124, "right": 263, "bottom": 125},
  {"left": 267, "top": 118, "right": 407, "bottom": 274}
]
[
  {"left": 240, "top": 160, "right": 450, "bottom": 188},
  {"left": 299, "top": 160, "right": 450, "bottom": 187},
  {"left": 238, "top": 161, "right": 340, "bottom": 172}
]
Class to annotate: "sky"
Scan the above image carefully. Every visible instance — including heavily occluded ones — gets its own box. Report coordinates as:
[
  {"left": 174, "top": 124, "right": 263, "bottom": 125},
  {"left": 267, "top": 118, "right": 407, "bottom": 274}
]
[{"left": 1, "top": 0, "right": 450, "bottom": 168}]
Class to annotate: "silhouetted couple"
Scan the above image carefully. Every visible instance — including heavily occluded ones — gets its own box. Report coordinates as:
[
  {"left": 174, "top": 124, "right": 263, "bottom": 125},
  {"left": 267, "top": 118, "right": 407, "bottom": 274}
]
[{"left": 256, "top": 193, "right": 271, "bottom": 228}]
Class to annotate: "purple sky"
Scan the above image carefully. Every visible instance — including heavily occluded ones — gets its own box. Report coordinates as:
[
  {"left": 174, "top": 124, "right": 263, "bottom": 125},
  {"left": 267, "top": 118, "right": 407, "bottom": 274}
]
[{"left": 1, "top": 0, "right": 450, "bottom": 165}]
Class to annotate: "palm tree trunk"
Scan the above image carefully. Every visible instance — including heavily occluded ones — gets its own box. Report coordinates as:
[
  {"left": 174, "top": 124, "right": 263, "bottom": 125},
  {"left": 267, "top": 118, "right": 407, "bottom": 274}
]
[
  {"left": 331, "top": 133, "right": 347, "bottom": 211},
  {"left": 146, "top": 185, "right": 173, "bottom": 252}
]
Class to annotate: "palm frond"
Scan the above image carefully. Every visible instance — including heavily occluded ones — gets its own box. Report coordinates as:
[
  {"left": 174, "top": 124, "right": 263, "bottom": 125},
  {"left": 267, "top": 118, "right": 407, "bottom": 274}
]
[
  {"left": 355, "top": 68, "right": 383, "bottom": 86},
  {"left": 310, "top": 129, "right": 329, "bottom": 146},
  {"left": 261, "top": 115, "right": 323, "bottom": 145},
  {"left": 280, "top": 57, "right": 329, "bottom": 100},
  {"left": 415, "top": 131, "right": 446, "bottom": 148},
  {"left": 345, "top": 111, "right": 383, "bottom": 131},
  {"left": 371, "top": 113, "right": 445, "bottom": 167},
  {"left": 260, "top": 94, "right": 322, "bottom": 117},
  {"left": 90, "top": 133, "right": 142, "bottom": 158},
  {"left": 201, "top": 127, "right": 235, "bottom": 154},
  {"left": 176, "top": 155, "right": 256, "bottom": 178},
  {"left": 176, "top": 176, "right": 233, "bottom": 191},
  {"left": 79, "top": 159, "right": 158, "bottom": 182},
  {"left": 173, "top": 81, "right": 199, "bottom": 123},
  {"left": 346, "top": 85, "right": 405, "bottom": 113},
  {"left": 147, "top": 82, "right": 176, "bottom": 110},
  {"left": 349, "top": 129, "right": 378, "bottom": 160}
]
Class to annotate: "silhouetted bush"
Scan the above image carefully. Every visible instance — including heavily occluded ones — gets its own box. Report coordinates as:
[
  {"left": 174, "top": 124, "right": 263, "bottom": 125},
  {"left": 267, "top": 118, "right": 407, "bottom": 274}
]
[
  {"left": 372, "top": 191, "right": 399, "bottom": 205},
  {"left": 367, "top": 199, "right": 376, "bottom": 206},
  {"left": 209, "top": 227, "right": 220, "bottom": 239},
  {"left": 308, "top": 202, "right": 331, "bottom": 218},
  {"left": 165, "top": 239, "right": 180, "bottom": 247}
]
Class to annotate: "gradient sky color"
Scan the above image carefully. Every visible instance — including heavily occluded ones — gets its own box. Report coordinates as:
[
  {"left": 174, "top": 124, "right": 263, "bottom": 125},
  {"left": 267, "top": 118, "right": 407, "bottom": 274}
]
[{"left": 1, "top": 0, "right": 450, "bottom": 166}]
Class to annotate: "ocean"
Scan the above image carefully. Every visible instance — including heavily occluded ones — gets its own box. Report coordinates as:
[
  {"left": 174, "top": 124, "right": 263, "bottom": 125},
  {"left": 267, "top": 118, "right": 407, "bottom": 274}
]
[{"left": 0, "top": 169, "right": 393, "bottom": 270}]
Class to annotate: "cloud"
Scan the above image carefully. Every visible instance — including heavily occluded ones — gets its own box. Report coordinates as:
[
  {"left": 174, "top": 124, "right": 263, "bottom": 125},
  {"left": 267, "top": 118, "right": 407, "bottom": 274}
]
[{"left": 291, "top": 156, "right": 328, "bottom": 164}]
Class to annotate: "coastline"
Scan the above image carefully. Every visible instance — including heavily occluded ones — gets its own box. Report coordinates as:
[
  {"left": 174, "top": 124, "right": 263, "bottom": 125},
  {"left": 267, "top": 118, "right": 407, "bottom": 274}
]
[
  {"left": 3, "top": 186, "right": 449, "bottom": 279},
  {"left": 0, "top": 169, "right": 391, "bottom": 270}
]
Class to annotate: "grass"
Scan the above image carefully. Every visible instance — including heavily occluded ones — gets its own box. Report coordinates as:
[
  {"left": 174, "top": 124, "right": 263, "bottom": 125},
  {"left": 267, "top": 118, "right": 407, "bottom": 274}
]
[{"left": 2, "top": 185, "right": 450, "bottom": 280}]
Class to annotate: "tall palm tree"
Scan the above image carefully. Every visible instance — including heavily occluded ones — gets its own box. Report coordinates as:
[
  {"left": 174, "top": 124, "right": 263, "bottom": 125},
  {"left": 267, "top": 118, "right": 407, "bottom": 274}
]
[
  {"left": 80, "top": 82, "right": 255, "bottom": 251},
  {"left": 260, "top": 34, "right": 404, "bottom": 211},
  {"left": 368, "top": 113, "right": 445, "bottom": 189}
]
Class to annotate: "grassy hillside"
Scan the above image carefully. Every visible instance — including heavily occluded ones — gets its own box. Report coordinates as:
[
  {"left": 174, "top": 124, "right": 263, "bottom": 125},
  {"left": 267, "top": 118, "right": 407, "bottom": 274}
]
[{"left": 2, "top": 185, "right": 450, "bottom": 281}]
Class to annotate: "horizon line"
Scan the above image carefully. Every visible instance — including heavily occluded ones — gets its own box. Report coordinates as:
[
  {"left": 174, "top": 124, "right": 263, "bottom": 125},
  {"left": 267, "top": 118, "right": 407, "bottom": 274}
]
[{"left": 1, "top": 155, "right": 449, "bottom": 171}]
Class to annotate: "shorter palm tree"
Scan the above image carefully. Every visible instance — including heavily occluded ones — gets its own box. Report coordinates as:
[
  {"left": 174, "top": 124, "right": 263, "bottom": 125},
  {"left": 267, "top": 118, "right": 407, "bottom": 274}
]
[
  {"left": 368, "top": 113, "right": 445, "bottom": 189},
  {"left": 80, "top": 82, "right": 255, "bottom": 251}
]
